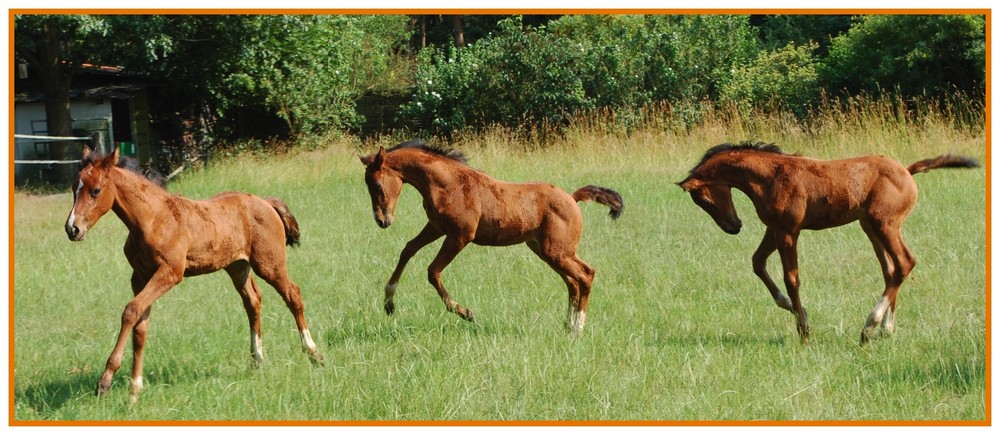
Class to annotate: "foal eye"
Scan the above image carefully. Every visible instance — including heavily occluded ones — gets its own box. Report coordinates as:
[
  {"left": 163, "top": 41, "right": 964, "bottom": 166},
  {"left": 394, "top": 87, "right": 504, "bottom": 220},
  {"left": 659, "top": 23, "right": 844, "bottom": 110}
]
[{"left": 90, "top": 187, "right": 101, "bottom": 198}]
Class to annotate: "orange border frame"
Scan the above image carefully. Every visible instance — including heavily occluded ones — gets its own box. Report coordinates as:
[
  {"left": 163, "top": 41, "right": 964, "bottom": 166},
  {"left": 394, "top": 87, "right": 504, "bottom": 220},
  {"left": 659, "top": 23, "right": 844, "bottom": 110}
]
[{"left": 7, "top": 7, "right": 992, "bottom": 428}]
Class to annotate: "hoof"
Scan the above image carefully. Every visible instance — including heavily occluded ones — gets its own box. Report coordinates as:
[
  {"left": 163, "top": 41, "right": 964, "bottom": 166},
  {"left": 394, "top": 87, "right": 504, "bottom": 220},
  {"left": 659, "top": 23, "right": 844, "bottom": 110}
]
[
  {"left": 95, "top": 381, "right": 112, "bottom": 397},
  {"left": 859, "top": 332, "right": 871, "bottom": 346},
  {"left": 309, "top": 352, "right": 325, "bottom": 367},
  {"left": 384, "top": 300, "right": 395, "bottom": 315},
  {"left": 462, "top": 310, "right": 476, "bottom": 322}
]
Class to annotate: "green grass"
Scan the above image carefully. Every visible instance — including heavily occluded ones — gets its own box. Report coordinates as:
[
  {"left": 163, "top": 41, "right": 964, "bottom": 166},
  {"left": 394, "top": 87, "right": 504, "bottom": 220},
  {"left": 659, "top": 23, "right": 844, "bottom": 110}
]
[{"left": 12, "top": 133, "right": 986, "bottom": 423}]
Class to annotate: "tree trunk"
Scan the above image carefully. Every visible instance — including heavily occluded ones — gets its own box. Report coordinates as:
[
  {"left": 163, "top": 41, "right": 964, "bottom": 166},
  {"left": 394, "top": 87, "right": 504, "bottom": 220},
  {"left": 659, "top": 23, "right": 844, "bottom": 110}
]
[
  {"left": 39, "top": 19, "right": 78, "bottom": 186},
  {"left": 420, "top": 15, "right": 427, "bottom": 48},
  {"left": 452, "top": 15, "right": 465, "bottom": 48}
]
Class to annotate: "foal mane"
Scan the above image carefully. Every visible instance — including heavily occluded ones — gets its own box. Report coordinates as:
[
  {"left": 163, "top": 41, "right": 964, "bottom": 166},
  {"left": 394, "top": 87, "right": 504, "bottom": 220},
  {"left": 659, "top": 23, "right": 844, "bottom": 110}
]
[
  {"left": 387, "top": 139, "right": 469, "bottom": 165},
  {"left": 82, "top": 148, "right": 169, "bottom": 188},
  {"left": 687, "top": 141, "right": 787, "bottom": 176}
]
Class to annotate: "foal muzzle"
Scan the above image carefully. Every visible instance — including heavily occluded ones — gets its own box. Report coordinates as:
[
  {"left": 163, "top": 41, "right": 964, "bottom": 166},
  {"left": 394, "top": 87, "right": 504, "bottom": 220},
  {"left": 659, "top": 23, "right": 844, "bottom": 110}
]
[
  {"left": 65, "top": 221, "right": 87, "bottom": 241},
  {"left": 374, "top": 212, "right": 393, "bottom": 229},
  {"left": 721, "top": 219, "right": 742, "bottom": 235}
]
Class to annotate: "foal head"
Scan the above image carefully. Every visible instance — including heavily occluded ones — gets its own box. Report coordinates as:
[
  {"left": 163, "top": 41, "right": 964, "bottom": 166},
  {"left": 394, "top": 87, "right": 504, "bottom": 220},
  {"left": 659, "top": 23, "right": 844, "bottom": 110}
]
[
  {"left": 678, "top": 178, "right": 742, "bottom": 235},
  {"left": 674, "top": 143, "right": 781, "bottom": 235},
  {"left": 360, "top": 147, "right": 403, "bottom": 229},
  {"left": 65, "top": 147, "right": 121, "bottom": 241}
]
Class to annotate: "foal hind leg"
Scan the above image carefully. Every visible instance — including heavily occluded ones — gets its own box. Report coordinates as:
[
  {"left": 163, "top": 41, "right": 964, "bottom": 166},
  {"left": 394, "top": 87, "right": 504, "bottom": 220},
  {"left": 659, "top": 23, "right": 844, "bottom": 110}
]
[
  {"left": 225, "top": 262, "right": 265, "bottom": 367},
  {"left": 563, "top": 257, "right": 595, "bottom": 334},
  {"left": 385, "top": 223, "right": 443, "bottom": 315},
  {"left": 427, "top": 235, "right": 475, "bottom": 321},
  {"left": 753, "top": 229, "right": 794, "bottom": 312},
  {"left": 527, "top": 241, "right": 594, "bottom": 334},
  {"left": 860, "top": 221, "right": 915, "bottom": 344},
  {"left": 252, "top": 261, "right": 323, "bottom": 365}
]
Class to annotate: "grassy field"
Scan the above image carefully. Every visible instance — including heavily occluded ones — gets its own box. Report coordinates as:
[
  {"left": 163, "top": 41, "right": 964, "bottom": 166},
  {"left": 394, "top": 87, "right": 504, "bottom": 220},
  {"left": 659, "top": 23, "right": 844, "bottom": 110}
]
[{"left": 11, "top": 124, "right": 986, "bottom": 422}]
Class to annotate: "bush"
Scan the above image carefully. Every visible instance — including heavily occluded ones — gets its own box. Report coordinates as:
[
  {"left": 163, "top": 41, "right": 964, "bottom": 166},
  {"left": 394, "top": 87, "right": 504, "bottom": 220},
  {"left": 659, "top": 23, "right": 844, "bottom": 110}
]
[
  {"left": 400, "top": 17, "right": 592, "bottom": 136},
  {"left": 401, "top": 14, "right": 760, "bottom": 137},
  {"left": 819, "top": 15, "right": 986, "bottom": 98},
  {"left": 721, "top": 42, "right": 820, "bottom": 118}
]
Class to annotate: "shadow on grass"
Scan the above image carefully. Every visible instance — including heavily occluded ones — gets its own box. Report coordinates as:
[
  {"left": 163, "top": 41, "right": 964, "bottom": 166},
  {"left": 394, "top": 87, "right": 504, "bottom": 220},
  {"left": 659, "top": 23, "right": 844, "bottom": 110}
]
[
  {"left": 656, "top": 333, "right": 790, "bottom": 348},
  {"left": 322, "top": 314, "right": 533, "bottom": 348},
  {"left": 13, "top": 372, "right": 94, "bottom": 419},
  {"left": 13, "top": 360, "right": 226, "bottom": 420}
]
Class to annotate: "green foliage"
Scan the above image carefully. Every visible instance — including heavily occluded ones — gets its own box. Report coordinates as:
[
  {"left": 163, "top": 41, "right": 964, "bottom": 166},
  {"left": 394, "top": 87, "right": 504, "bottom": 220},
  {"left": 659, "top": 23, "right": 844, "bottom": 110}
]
[
  {"left": 14, "top": 15, "right": 175, "bottom": 71},
  {"left": 402, "top": 14, "right": 760, "bottom": 136},
  {"left": 400, "top": 17, "right": 593, "bottom": 135},
  {"left": 752, "top": 14, "right": 853, "bottom": 55},
  {"left": 820, "top": 15, "right": 986, "bottom": 97},
  {"left": 721, "top": 42, "right": 821, "bottom": 118},
  {"left": 184, "top": 15, "right": 411, "bottom": 136},
  {"left": 16, "top": 13, "right": 988, "bottom": 145}
]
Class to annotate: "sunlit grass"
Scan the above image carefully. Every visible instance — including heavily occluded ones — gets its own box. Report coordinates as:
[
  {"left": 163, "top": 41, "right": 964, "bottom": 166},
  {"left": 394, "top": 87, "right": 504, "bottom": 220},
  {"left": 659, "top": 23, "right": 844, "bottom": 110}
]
[{"left": 12, "top": 99, "right": 985, "bottom": 422}]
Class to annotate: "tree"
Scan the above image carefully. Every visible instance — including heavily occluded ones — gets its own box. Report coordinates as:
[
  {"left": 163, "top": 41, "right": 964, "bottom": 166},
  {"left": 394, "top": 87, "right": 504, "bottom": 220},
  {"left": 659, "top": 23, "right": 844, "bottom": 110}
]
[
  {"left": 14, "top": 15, "right": 172, "bottom": 183},
  {"left": 820, "top": 14, "right": 986, "bottom": 98}
]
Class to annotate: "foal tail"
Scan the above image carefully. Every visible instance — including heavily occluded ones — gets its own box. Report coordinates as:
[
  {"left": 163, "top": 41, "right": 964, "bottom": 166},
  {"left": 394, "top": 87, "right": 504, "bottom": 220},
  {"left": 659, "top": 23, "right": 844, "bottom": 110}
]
[
  {"left": 572, "top": 185, "right": 624, "bottom": 219},
  {"left": 907, "top": 154, "right": 980, "bottom": 175},
  {"left": 266, "top": 197, "right": 301, "bottom": 247}
]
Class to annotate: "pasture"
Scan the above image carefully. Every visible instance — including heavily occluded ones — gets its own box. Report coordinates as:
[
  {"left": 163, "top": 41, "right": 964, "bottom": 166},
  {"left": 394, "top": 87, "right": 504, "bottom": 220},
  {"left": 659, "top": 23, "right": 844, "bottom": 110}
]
[{"left": 11, "top": 132, "right": 986, "bottom": 422}]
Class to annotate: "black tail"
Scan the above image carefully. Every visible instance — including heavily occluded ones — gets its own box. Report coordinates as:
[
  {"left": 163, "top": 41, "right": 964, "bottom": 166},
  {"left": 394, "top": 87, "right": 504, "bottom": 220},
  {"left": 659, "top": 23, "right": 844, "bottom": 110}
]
[
  {"left": 907, "top": 154, "right": 980, "bottom": 175},
  {"left": 266, "top": 197, "right": 301, "bottom": 247},
  {"left": 572, "top": 185, "right": 624, "bottom": 219}
]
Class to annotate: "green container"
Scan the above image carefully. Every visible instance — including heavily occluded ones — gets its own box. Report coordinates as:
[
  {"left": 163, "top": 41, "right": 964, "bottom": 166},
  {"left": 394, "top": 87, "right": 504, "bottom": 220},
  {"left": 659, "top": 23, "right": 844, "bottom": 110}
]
[{"left": 118, "top": 142, "right": 137, "bottom": 157}]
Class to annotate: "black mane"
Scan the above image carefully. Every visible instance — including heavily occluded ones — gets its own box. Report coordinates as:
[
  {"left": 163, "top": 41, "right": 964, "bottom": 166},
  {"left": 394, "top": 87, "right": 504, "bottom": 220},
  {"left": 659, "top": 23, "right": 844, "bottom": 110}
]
[
  {"left": 387, "top": 139, "right": 469, "bottom": 164},
  {"left": 82, "top": 148, "right": 168, "bottom": 188},
  {"left": 687, "top": 141, "right": 785, "bottom": 177}
]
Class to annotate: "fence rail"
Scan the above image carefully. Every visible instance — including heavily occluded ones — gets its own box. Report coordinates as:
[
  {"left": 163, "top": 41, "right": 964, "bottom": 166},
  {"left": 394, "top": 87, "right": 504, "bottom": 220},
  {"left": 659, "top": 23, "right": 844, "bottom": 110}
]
[{"left": 14, "top": 134, "right": 90, "bottom": 165}]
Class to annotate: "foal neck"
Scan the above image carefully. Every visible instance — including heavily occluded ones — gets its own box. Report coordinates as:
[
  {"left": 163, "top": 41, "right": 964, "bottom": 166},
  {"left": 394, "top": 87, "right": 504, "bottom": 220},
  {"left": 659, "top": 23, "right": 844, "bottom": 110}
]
[
  {"left": 714, "top": 151, "right": 784, "bottom": 192},
  {"left": 109, "top": 167, "right": 174, "bottom": 230},
  {"left": 392, "top": 149, "right": 469, "bottom": 191}
]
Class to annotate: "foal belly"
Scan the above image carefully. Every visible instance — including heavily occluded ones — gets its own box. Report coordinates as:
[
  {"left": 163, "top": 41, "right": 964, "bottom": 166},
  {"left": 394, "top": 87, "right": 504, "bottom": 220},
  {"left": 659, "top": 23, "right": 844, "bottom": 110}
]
[
  {"left": 800, "top": 207, "right": 862, "bottom": 230},
  {"left": 473, "top": 224, "right": 532, "bottom": 246},
  {"left": 472, "top": 215, "right": 538, "bottom": 246}
]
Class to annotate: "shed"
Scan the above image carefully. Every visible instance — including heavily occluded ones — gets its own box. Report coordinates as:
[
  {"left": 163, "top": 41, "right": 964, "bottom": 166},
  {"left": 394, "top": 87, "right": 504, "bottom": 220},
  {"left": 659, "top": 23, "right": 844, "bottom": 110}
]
[{"left": 14, "top": 64, "right": 154, "bottom": 187}]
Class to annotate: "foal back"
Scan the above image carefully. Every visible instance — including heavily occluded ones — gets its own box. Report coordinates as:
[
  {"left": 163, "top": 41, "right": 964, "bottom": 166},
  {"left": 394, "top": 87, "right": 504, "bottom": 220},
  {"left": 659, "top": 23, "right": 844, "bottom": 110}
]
[
  {"left": 764, "top": 155, "right": 917, "bottom": 231},
  {"left": 460, "top": 177, "right": 582, "bottom": 247},
  {"left": 156, "top": 192, "right": 294, "bottom": 276}
]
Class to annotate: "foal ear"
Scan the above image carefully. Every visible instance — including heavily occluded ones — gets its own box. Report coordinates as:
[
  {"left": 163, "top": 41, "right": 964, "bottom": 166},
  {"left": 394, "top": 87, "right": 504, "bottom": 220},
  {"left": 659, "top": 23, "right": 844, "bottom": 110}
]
[
  {"left": 677, "top": 178, "right": 700, "bottom": 192},
  {"left": 360, "top": 147, "right": 387, "bottom": 167},
  {"left": 102, "top": 146, "right": 121, "bottom": 168},
  {"left": 81, "top": 145, "right": 96, "bottom": 167}
]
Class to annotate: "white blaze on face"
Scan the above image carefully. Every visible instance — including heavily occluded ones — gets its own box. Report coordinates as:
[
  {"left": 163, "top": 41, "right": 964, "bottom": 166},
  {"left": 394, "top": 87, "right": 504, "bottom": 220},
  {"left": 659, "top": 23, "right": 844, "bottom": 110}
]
[{"left": 67, "top": 179, "right": 84, "bottom": 228}]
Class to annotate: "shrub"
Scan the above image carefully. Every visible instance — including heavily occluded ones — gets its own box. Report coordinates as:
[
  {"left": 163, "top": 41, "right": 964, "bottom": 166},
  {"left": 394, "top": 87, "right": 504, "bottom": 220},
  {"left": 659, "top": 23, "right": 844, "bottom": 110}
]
[
  {"left": 819, "top": 15, "right": 986, "bottom": 98},
  {"left": 721, "top": 42, "right": 820, "bottom": 118},
  {"left": 401, "top": 14, "right": 760, "bottom": 137}
]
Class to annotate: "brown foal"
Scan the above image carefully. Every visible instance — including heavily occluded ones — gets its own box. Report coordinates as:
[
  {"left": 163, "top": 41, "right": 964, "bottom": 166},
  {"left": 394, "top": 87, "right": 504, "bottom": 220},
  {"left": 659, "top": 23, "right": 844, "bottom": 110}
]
[
  {"left": 360, "top": 140, "right": 623, "bottom": 334},
  {"left": 678, "top": 142, "right": 978, "bottom": 344},
  {"left": 65, "top": 147, "right": 323, "bottom": 402}
]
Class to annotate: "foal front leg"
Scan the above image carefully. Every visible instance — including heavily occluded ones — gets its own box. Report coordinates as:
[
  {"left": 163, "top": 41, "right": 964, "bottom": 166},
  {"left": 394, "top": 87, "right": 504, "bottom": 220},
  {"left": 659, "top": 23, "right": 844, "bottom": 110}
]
[
  {"left": 98, "top": 265, "right": 182, "bottom": 398},
  {"left": 752, "top": 229, "right": 794, "bottom": 312},
  {"left": 776, "top": 231, "right": 809, "bottom": 344},
  {"left": 427, "top": 235, "right": 475, "bottom": 322},
  {"left": 385, "top": 224, "right": 443, "bottom": 315}
]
